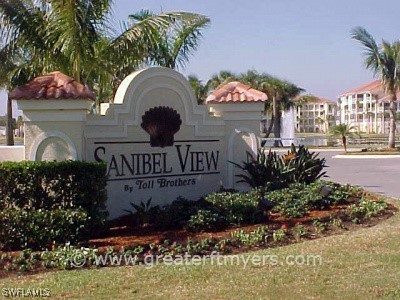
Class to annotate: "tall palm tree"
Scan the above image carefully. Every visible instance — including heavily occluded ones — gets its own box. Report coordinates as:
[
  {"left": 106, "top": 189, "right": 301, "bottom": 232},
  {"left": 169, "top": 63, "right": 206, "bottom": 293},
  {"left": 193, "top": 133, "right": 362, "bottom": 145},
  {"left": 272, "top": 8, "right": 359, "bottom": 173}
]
[
  {"left": 0, "top": 0, "right": 208, "bottom": 145},
  {"left": 352, "top": 27, "right": 400, "bottom": 149},
  {"left": 331, "top": 123, "right": 356, "bottom": 152},
  {"left": 188, "top": 75, "right": 208, "bottom": 104},
  {"left": 129, "top": 10, "right": 209, "bottom": 70}
]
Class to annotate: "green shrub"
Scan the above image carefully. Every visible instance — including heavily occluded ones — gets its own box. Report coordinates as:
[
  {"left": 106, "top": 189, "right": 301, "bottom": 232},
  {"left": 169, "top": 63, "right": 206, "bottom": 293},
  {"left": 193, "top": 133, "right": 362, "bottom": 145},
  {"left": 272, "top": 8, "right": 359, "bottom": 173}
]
[
  {"left": 266, "top": 181, "right": 358, "bottom": 218},
  {"left": 0, "top": 161, "right": 108, "bottom": 230},
  {"left": 185, "top": 209, "right": 227, "bottom": 233},
  {"left": 268, "top": 189, "right": 309, "bottom": 218},
  {"left": 0, "top": 208, "right": 89, "bottom": 251},
  {"left": 267, "top": 184, "right": 311, "bottom": 218},
  {"left": 205, "top": 189, "right": 264, "bottom": 225},
  {"left": 157, "top": 197, "right": 204, "bottom": 229}
]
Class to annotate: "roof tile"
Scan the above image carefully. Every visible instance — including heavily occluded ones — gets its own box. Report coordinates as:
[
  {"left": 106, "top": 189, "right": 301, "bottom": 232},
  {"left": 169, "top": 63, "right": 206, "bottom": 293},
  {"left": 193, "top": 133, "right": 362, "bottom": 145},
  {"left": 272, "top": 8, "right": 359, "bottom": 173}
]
[
  {"left": 205, "top": 81, "right": 268, "bottom": 104},
  {"left": 339, "top": 80, "right": 400, "bottom": 100},
  {"left": 9, "top": 71, "right": 95, "bottom": 100}
]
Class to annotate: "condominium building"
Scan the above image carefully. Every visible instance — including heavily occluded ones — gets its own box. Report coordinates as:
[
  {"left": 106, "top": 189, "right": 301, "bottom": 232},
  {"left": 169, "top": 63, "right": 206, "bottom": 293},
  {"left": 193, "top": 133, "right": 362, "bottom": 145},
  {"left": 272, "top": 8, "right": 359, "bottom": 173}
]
[
  {"left": 295, "top": 97, "right": 337, "bottom": 133},
  {"left": 338, "top": 80, "right": 400, "bottom": 134}
]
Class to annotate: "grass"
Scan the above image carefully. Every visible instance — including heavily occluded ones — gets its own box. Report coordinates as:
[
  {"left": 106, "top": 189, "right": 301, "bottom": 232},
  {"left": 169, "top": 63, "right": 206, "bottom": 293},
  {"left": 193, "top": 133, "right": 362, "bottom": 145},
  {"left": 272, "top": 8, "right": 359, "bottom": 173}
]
[{"left": 1, "top": 199, "right": 399, "bottom": 299}]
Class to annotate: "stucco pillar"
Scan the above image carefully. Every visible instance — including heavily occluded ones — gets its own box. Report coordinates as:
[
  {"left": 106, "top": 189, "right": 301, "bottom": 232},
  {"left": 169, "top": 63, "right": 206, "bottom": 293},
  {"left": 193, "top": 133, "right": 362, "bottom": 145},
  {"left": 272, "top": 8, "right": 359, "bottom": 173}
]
[{"left": 16, "top": 99, "right": 92, "bottom": 161}]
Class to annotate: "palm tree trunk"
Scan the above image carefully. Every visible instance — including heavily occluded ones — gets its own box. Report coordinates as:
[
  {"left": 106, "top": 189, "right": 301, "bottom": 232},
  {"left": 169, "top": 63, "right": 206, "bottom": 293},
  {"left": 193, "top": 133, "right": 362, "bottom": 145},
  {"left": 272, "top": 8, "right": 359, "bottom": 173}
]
[
  {"left": 388, "top": 97, "right": 397, "bottom": 149},
  {"left": 272, "top": 96, "right": 282, "bottom": 147},
  {"left": 264, "top": 114, "right": 274, "bottom": 138},
  {"left": 274, "top": 112, "right": 283, "bottom": 147},
  {"left": 342, "top": 136, "right": 347, "bottom": 152},
  {"left": 6, "top": 95, "right": 14, "bottom": 146}
]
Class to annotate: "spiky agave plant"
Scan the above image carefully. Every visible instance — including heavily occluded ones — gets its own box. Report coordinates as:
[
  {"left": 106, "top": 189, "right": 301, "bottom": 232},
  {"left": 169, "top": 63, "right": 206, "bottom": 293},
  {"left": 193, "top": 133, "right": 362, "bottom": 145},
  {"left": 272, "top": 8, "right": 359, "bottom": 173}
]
[
  {"left": 123, "top": 198, "right": 160, "bottom": 227},
  {"left": 230, "top": 149, "right": 292, "bottom": 191},
  {"left": 282, "top": 144, "right": 327, "bottom": 184}
]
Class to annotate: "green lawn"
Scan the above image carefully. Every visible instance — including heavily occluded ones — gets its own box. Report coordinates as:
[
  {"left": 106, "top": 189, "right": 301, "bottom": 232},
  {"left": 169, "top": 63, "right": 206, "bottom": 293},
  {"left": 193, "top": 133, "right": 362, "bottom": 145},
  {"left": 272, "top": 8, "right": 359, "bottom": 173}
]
[{"left": 1, "top": 198, "right": 399, "bottom": 299}]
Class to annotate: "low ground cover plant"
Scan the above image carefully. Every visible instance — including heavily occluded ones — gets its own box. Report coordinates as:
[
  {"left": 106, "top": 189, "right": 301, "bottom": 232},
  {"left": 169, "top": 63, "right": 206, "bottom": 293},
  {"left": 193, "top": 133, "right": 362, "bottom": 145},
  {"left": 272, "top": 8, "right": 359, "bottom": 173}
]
[{"left": 0, "top": 194, "right": 391, "bottom": 272}]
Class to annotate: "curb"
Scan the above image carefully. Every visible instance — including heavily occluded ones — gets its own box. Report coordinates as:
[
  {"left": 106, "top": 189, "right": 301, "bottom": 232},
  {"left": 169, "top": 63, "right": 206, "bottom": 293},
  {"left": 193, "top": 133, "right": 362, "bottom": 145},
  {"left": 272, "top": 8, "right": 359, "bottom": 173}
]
[{"left": 333, "top": 154, "right": 400, "bottom": 159}]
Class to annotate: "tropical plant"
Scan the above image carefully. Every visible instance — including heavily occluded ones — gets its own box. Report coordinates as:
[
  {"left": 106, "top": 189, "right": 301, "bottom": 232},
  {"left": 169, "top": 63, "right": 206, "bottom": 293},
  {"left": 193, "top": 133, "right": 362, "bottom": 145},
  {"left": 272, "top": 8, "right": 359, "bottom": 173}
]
[
  {"left": 129, "top": 9, "right": 209, "bottom": 70},
  {"left": 282, "top": 144, "right": 327, "bottom": 184},
  {"left": 231, "top": 145, "right": 326, "bottom": 190},
  {"left": 188, "top": 75, "right": 209, "bottom": 104},
  {"left": 204, "top": 70, "right": 303, "bottom": 143},
  {"left": 123, "top": 198, "right": 160, "bottom": 227},
  {"left": 351, "top": 27, "right": 400, "bottom": 148},
  {"left": 207, "top": 70, "right": 237, "bottom": 90},
  {"left": 230, "top": 149, "right": 290, "bottom": 191},
  {"left": 331, "top": 123, "right": 357, "bottom": 152},
  {"left": 239, "top": 71, "right": 304, "bottom": 145},
  {"left": 0, "top": 0, "right": 209, "bottom": 145}
]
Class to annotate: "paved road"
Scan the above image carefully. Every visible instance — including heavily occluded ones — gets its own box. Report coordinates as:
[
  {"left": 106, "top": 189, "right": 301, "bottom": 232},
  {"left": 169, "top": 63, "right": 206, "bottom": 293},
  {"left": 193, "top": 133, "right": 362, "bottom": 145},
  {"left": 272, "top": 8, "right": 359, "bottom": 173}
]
[
  {"left": 319, "top": 151, "right": 400, "bottom": 199},
  {"left": 272, "top": 149, "right": 400, "bottom": 199}
]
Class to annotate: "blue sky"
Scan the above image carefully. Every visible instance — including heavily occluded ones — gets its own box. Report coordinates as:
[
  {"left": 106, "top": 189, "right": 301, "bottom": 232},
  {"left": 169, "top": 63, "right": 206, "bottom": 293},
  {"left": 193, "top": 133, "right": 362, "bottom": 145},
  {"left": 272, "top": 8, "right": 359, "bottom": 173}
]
[{"left": 2, "top": 0, "right": 400, "bottom": 116}]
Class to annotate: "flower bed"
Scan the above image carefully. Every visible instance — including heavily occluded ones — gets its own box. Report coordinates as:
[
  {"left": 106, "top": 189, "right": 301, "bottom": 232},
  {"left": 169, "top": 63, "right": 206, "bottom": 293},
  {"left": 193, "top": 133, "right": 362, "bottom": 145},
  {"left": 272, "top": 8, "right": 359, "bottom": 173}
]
[
  {"left": 0, "top": 146, "right": 397, "bottom": 276},
  {"left": 0, "top": 186, "right": 396, "bottom": 275}
]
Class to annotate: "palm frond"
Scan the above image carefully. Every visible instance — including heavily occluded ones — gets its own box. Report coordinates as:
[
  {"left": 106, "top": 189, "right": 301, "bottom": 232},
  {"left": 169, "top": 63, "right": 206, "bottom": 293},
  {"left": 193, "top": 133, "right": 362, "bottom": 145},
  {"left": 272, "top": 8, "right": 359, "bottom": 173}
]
[{"left": 351, "top": 27, "right": 381, "bottom": 74}]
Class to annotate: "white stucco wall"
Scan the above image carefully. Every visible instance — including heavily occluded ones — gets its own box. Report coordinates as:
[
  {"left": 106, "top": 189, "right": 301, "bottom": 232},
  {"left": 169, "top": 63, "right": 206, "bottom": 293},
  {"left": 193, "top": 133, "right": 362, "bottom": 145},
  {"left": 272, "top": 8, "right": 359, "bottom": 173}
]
[{"left": 0, "top": 146, "right": 25, "bottom": 162}]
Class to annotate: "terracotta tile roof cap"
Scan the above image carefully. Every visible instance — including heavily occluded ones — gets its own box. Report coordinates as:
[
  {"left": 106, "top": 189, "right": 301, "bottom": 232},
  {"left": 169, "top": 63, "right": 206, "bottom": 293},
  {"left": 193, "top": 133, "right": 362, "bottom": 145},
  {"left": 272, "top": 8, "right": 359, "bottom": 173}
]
[
  {"left": 206, "top": 81, "right": 268, "bottom": 104},
  {"left": 9, "top": 71, "right": 95, "bottom": 100}
]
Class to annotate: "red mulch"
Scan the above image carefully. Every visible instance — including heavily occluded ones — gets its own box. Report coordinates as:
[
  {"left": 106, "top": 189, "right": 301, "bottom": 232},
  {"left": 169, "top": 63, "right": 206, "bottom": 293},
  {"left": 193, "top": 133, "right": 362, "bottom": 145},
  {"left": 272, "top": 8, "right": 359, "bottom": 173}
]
[{"left": 88, "top": 204, "right": 350, "bottom": 250}]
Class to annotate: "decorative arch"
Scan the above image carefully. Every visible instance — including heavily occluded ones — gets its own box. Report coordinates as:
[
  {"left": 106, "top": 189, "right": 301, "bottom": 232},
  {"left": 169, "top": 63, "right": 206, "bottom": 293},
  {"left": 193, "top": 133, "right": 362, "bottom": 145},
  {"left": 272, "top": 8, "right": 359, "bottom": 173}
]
[
  {"left": 86, "top": 67, "right": 224, "bottom": 138},
  {"left": 29, "top": 130, "right": 78, "bottom": 161}
]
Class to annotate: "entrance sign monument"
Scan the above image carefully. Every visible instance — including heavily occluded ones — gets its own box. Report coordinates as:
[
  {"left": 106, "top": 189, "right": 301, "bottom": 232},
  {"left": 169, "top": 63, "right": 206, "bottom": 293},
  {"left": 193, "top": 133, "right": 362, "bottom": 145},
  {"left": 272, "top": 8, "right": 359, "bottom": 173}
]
[{"left": 13, "top": 67, "right": 265, "bottom": 218}]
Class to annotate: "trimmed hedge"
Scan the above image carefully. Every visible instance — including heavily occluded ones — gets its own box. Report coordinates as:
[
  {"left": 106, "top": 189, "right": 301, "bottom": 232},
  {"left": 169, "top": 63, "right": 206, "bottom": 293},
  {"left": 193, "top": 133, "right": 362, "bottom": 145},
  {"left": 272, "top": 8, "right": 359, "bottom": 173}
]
[
  {"left": 0, "top": 161, "right": 108, "bottom": 250},
  {"left": 0, "top": 161, "right": 108, "bottom": 227},
  {"left": 0, "top": 208, "right": 89, "bottom": 251}
]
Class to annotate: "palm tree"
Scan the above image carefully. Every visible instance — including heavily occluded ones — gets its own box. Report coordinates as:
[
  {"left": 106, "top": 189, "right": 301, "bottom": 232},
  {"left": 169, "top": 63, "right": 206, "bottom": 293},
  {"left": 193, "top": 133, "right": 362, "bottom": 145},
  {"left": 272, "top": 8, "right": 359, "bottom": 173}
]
[
  {"left": 203, "top": 69, "right": 303, "bottom": 145},
  {"left": 188, "top": 75, "right": 208, "bottom": 104},
  {"left": 351, "top": 27, "right": 400, "bottom": 149},
  {"left": 129, "top": 10, "right": 209, "bottom": 70},
  {"left": 0, "top": 0, "right": 208, "bottom": 145},
  {"left": 331, "top": 123, "right": 357, "bottom": 152},
  {"left": 207, "top": 71, "right": 237, "bottom": 90},
  {"left": 239, "top": 71, "right": 303, "bottom": 146}
]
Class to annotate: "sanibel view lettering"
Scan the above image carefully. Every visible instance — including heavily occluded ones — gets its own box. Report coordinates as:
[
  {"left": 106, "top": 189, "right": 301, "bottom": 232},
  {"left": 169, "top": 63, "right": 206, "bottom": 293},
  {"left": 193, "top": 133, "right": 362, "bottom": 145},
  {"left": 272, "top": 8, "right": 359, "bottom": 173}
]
[{"left": 94, "top": 144, "right": 220, "bottom": 179}]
